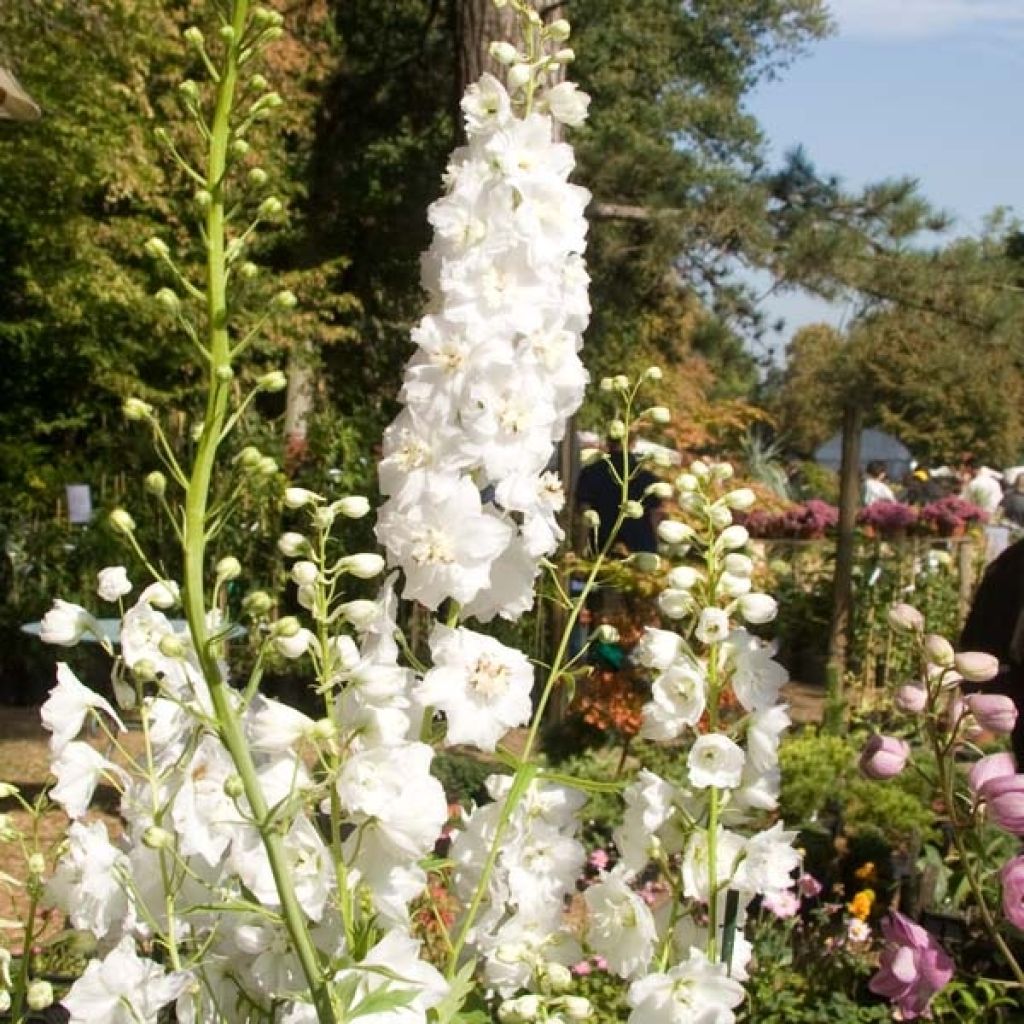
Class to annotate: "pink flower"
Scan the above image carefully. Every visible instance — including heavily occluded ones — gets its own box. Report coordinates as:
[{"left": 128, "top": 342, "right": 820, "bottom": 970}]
[
  {"left": 797, "top": 873, "right": 823, "bottom": 899},
  {"left": 859, "top": 734, "right": 910, "bottom": 780},
  {"left": 762, "top": 889, "right": 800, "bottom": 919},
  {"left": 894, "top": 684, "right": 928, "bottom": 714},
  {"left": 869, "top": 912, "right": 953, "bottom": 1019},
  {"left": 592, "top": 956, "right": 608, "bottom": 971},
  {"left": 571, "top": 959, "right": 592, "bottom": 977},
  {"left": 966, "top": 694, "right": 1018, "bottom": 734},
  {"left": 982, "top": 774, "right": 1024, "bottom": 834},
  {"left": 588, "top": 848, "right": 610, "bottom": 871},
  {"left": 1001, "top": 856, "right": 1024, "bottom": 930},
  {"left": 968, "top": 752, "right": 1016, "bottom": 796}
]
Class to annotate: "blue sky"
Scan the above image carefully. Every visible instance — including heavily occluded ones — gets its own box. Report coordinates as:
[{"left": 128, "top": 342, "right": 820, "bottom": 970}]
[{"left": 746, "top": 0, "right": 1024, "bottom": 355}]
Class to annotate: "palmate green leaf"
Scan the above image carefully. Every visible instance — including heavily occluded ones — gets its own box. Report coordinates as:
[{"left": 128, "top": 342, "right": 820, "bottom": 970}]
[
  {"left": 348, "top": 986, "right": 419, "bottom": 1020},
  {"left": 537, "top": 770, "right": 626, "bottom": 795},
  {"left": 430, "top": 959, "right": 477, "bottom": 1024}
]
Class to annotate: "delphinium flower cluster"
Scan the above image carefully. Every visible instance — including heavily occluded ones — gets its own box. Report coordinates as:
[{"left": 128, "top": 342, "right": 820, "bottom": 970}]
[
  {"left": 862, "top": 602, "right": 1024, "bottom": 1017},
  {"left": 0, "top": 3, "right": 802, "bottom": 1023}
]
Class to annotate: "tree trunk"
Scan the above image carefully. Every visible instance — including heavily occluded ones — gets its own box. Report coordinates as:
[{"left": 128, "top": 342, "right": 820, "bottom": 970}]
[
  {"left": 283, "top": 346, "right": 315, "bottom": 469},
  {"left": 829, "top": 404, "right": 863, "bottom": 674},
  {"left": 455, "top": 0, "right": 519, "bottom": 92}
]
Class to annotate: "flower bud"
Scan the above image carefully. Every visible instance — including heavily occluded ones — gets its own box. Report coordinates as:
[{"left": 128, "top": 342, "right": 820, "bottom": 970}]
[
  {"left": 717, "top": 572, "right": 751, "bottom": 599},
  {"left": 183, "top": 26, "right": 204, "bottom": 47},
  {"left": 216, "top": 556, "right": 242, "bottom": 581},
  {"left": 340, "top": 553, "right": 386, "bottom": 579},
  {"left": 0, "top": 782, "right": 18, "bottom": 799},
  {"left": 583, "top": 509, "right": 601, "bottom": 530},
  {"left": 690, "top": 460, "right": 710, "bottom": 479},
  {"left": 339, "top": 600, "right": 378, "bottom": 630},
  {"left": 275, "top": 627, "right": 313, "bottom": 660},
  {"left": 859, "top": 734, "right": 910, "bottom": 780},
  {"left": 966, "top": 693, "right": 1018, "bottom": 734},
  {"left": 955, "top": 651, "right": 1000, "bottom": 683},
  {"left": 311, "top": 718, "right": 337, "bottom": 742},
  {"left": 709, "top": 504, "right": 733, "bottom": 530},
  {"left": 231, "top": 139, "right": 250, "bottom": 158},
  {"left": 132, "top": 658, "right": 158, "bottom": 682},
  {"left": 313, "top": 506, "right": 337, "bottom": 530},
  {"left": 657, "top": 520, "right": 694, "bottom": 546},
  {"left": 291, "top": 561, "right": 319, "bottom": 586},
  {"left": 580, "top": 447, "right": 602, "bottom": 467},
  {"left": 123, "top": 397, "right": 154, "bottom": 421},
  {"left": 724, "top": 553, "right": 753, "bottom": 577},
  {"left": 599, "top": 376, "right": 615, "bottom": 392},
  {"left": 257, "top": 456, "right": 279, "bottom": 477},
  {"left": 274, "top": 616, "right": 301, "bottom": 638},
  {"left": 607, "top": 419, "right": 626, "bottom": 440},
  {"left": 643, "top": 365, "right": 663, "bottom": 381},
  {"left": 224, "top": 775, "right": 245, "bottom": 799},
  {"left": 507, "top": 63, "right": 533, "bottom": 90},
  {"left": 258, "top": 196, "right": 284, "bottom": 219},
  {"left": 243, "top": 590, "right": 273, "bottom": 616},
  {"left": 561, "top": 997, "right": 592, "bottom": 1020},
  {"left": 924, "top": 634, "right": 955, "bottom": 669},
  {"left": 178, "top": 79, "right": 200, "bottom": 101},
  {"left": 981, "top": 774, "right": 1024, "bottom": 834},
  {"left": 155, "top": 287, "right": 180, "bottom": 313},
  {"left": 594, "top": 624, "right": 619, "bottom": 644},
  {"left": 645, "top": 406, "right": 671, "bottom": 424},
  {"left": 26, "top": 980, "right": 54, "bottom": 1012},
  {"left": 675, "top": 472, "right": 699, "bottom": 493},
  {"left": 158, "top": 634, "right": 187, "bottom": 659},
  {"left": 27, "top": 852, "right": 45, "bottom": 877},
  {"left": 540, "top": 962, "right": 572, "bottom": 993},
  {"left": 239, "top": 260, "right": 259, "bottom": 279},
  {"left": 719, "top": 525, "right": 749, "bottom": 551},
  {"left": 143, "top": 825, "right": 173, "bottom": 850},
  {"left": 278, "top": 532, "right": 308, "bottom": 557},
  {"left": 238, "top": 446, "right": 262, "bottom": 470},
  {"left": 645, "top": 481, "right": 673, "bottom": 499},
  {"left": 658, "top": 588, "right": 693, "bottom": 619},
  {"left": 219, "top": 24, "right": 235, "bottom": 42},
  {"left": 667, "top": 565, "right": 701, "bottom": 590},
  {"left": 338, "top": 495, "right": 371, "bottom": 519},
  {"left": 738, "top": 593, "right": 778, "bottom": 624},
  {"left": 144, "top": 471, "right": 167, "bottom": 497},
  {"left": 272, "top": 289, "right": 298, "bottom": 311},
  {"left": 258, "top": 370, "right": 287, "bottom": 392},
  {"left": 887, "top": 602, "right": 925, "bottom": 632},
  {"left": 143, "top": 236, "right": 169, "bottom": 260},
  {"left": 894, "top": 683, "right": 927, "bottom": 714},
  {"left": 109, "top": 508, "right": 136, "bottom": 535},
  {"left": 624, "top": 500, "right": 644, "bottom": 519},
  {"left": 284, "top": 486, "right": 322, "bottom": 509},
  {"left": 554, "top": 47, "right": 575, "bottom": 62},
  {"left": 489, "top": 41, "right": 519, "bottom": 64},
  {"left": 711, "top": 462, "right": 735, "bottom": 481},
  {"left": 627, "top": 552, "right": 660, "bottom": 573},
  {"left": 724, "top": 488, "right": 756, "bottom": 511},
  {"left": 194, "top": 188, "right": 212, "bottom": 210}
]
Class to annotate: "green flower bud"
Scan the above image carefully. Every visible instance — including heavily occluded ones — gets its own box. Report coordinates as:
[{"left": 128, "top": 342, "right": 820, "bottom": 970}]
[
  {"left": 155, "top": 288, "right": 180, "bottom": 313},
  {"left": 144, "top": 236, "right": 169, "bottom": 260},
  {"left": 219, "top": 25, "right": 235, "bottom": 42},
  {"left": 554, "top": 48, "right": 575, "bottom": 62},
  {"left": 489, "top": 41, "right": 519, "bottom": 65},
  {"left": 239, "top": 261, "right": 259, "bottom": 279},
  {"left": 243, "top": 590, "right": 274, "bottom": 615},
  {"left": 144, "top": 471, "right": 167, "bottom": 497},
  {"left": 607, "top": 420, "right": 626, "bottom": 440},
  {"left": 215, "top": 364, "right": 234, "bottom": 383},
  {"left": 195, "top": 189, "right": 212, "bottom": 210},
  {"left": 271, "top": 290, "right": 297, "bottom": 311},
  {"left": 0, "top": 782, "right": 19, "bottom": 799},
  {"left": 257, "top": 456, "right": 278, "bottom": 477},
  {"left": 248, "top": 167, "right": 269, "bottom": 188},
  {"left": 143, "top": 825, "right": 173, "bottom": 850},
  {"left": 230, "top": 138, "right": 250, "bottom": 158},
  {"left": 258, "top": 196, "right": 283, "bottom": 219},
  {"left": 26, "top": 980, "right": 54, "bottom": 1012},
  {"left": 224, "top": 775, "right": 245, "bottom": 799},
  {"left": 216, "top": 556, "right": 242, "bottom": 581},
  {"left": 132, "top": 658, "right": 158, "bottom": 682},
  {"left": 158, "top": 634, "right": 187, "bottom": 659},
  {"left": 238, "top": 446, "right": 263, "bottom": 470},
  {"left": 258, "top": 370, "right": 287, "bottom": 392},
  {"left": 123, "top": 397, "right": 154, "bottom": 421},
  {"left": 547, "top": 18, "right": 571, "bottom": 42},
  {"left": 250, "top": 74, "right": 269, "bottom": 91},
  {"left": 109, "top": 508, "right": 136, "bottom": 535},
  {"left": 178, "top": 79, "right": 200, "bottom": 101},
  {"left": 273, "top": 615, "right": 301, "bottom": 638},
  {"left": 27, "top": 852, "right": 45, "bottom": 877},
  {"left": 183, "top": 26, "right": 204, "bottom": 48},
  {"left": 337, "top": 495, "right": 370, "bottom": 519}
]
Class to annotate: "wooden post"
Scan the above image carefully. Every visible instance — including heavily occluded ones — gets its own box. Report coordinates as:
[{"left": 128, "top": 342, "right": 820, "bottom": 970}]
[{"left": 828, "top": 404, "right": 863, "bottom": 678}]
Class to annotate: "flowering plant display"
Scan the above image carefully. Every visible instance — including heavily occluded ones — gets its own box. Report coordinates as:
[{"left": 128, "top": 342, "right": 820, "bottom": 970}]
[
  {"left": 856, "top": 500, "right": 918, "bottom": 535},
  {"left": 860, "top": 603, "right": 1024, "bottom": 1017},
  {"left": 0, "top": 3, "right": 800, "bottom": 1023},
  {"left": 736, "top": 499, "right": 838, "bottom": 540},
  {"left": 919, "top": 496, "right": 989, "bottom": 535}
]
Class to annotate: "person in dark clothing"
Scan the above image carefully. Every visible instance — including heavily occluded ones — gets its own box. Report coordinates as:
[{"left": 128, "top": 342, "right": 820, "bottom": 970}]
[
  {"left": 1002, "top": 475, "right": 1024, "bottom": 529},
  {"left": 960, "top": 538, "right": 1024, "bottom": 767},
  {"left": 575, "top": 441, "right": 663, "bottom": 554}
]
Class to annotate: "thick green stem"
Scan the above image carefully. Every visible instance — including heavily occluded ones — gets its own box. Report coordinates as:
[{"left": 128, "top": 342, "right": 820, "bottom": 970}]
[{"left": 180, "top": 4, "right": 335, "bottom": 1019}]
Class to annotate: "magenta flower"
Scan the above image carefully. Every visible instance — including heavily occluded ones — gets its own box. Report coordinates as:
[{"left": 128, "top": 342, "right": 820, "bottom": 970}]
[
  {"left": 968, "top": 752, "right": 1016, "bottom": 796},
  {"left": 798, "top": 872, "right": 823, "bottom": 899},
  {"left": 859, "top": 734, "right": 910, "bottom": 780},
  {"left": 981, "top": 774, "right": 1024, "bottom": 834},
  {"left": 869, "top": 912, "right": 954, "bottom": 1019},
  {"left": 1002, "top": 856, "right": 1024, "bottom": 930},
  {"left": 966, "top": 694, "right": 1018, "bottom": 734}
]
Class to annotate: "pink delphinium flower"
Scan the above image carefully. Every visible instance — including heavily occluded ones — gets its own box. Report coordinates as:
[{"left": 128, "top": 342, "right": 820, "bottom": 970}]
[
  {"left": 981, "top": 774, "right": 1024, "bottom": 834},
  {"left": 965, "top": 694, "right": 1018, "bottom": 734},
  {"left": 868, "top": 912, "right": 953, "bottom": 1019},
  {"left": 859, "top": 734, "right": 910, "bottom": 780},
  {"left": 968, "top": 752, "right": 1016, "bottom": 797},
  {"left": 1001, "top": 856, "right": 1024, "bottom": 930}
]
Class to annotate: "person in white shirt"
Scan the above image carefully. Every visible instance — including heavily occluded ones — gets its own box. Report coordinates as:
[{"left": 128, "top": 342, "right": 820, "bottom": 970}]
[
  {"left": 863, "top": 460, "right": 896, "bottom": 506},
  {"left": 963, "top": 466, "right": 1004, "bottom": 518}
]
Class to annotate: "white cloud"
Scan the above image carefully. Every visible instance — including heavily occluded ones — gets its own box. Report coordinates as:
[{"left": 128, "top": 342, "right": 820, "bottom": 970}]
[{"left": 829, "top": 0, "right": 1024, "bottom": 40}]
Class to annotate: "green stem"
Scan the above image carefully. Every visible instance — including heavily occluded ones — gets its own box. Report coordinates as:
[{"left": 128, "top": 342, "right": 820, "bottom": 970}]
[{"left": 180, "top": 5, "right": 335, "bottom": 1020}]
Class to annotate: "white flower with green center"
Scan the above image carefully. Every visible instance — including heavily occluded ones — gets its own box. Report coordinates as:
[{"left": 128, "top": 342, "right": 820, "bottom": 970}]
[
  {"left": 417, "top": 624, "right": 534, "bottom": 751},
  {"left": 626, "top": 949, "right": 745, "bottom": 1024},
  {"left": 687, "top": 734, "right": 745, "bottom": 790},
  {"left": 584, "top": 871, "right": 658, "bottom": 979},
  {"left": 641, "top": 661, "right": 707, "bottom": 741}
]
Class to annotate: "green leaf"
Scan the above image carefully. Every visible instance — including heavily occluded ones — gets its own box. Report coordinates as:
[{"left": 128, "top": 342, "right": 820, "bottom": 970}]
[{"left": 430, "top": 958, "right": 477, "bottom": 1024}]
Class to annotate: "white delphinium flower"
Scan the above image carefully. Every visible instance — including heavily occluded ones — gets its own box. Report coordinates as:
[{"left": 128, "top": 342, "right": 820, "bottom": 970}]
[
  {"left": 694, "top": 607, "right": 730, "bottom": 645},
  {"left": 503, "top": 822, "right": 586, "bottom": 917},
  {"left": 46, "top": 820, "right": 130, "bottom": 939},
  {"left": 687, "top": 734, "right": 745, "bottom": 790},
  {"left": 96, "top": 566, "right": 132, "bottom": 602},
  {"left": 613, "top": 770, "right": 684, "bottom": 873},
  {"left": 483, "top": 912, "right": 581, "bottom": 996},
  {"left": 139, "top": 579, "right": 180, "bottom": 609},
  {"left": 584, "top": 870, "right": 658, "bottom": 979},
  {"left": 737, "top": 592, "right": 778, "bottom": 624},
  {"left": 50, "top": 741, "right": 121, "bottom": 819},
  {"left": 626, "top": 949, "right": 745, "bottom": 1024},
  {"left": 246, "top": 695, "right": 317, "bottom": 751},
  {"left": 231, "top": 917, "right": 304, "bottom": 1003},
  {"left": 633, "top": 627, "right": 684, "bottom": 672},
  {"left": 40, "top": 663, "right": 124, "bottom": 754},
  {"left": 61, "top": 937, "right": 192, "bottom": 1024},
  {"left": 745, "top": 703, "right": 791, "bottom": 773},
  {"left": 673, "top": 917, "right": 754, "bottom": 983},
  {"left": 734, "top": 822, "right": 802, "bottom": 898},
  {"left": 544, "top": 81, "right": 591, "bottom": 127},
  {"left": 640, "top": 660, "right": 707, "bottom": 741},
  {"left": 417, "top": 624, "right": 534, "bottom": 752},
  {"left": 726, "top": 628, "right": 788, "bottom": 712},
  {"left": 681, "top": 827, "right": 745, "bottom": 903},
  {"left": 38, "top": 599, "right": 96, "bottom": 646},
  {"left": 170, "top": 735, "right": 238, "bottom": 867}
]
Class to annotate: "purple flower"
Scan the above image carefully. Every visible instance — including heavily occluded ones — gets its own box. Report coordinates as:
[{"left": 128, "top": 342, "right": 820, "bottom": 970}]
[
  {"left": 798, "top": 872, "right": 823, "bottom": 899},
  {"left": 968, "top": 752, "right": 1016, "bottom": 797},
  {"left": 895, "top": 684, "right": 928, "bottom": 714},
  {"left": 966, "top": 694, "right": 1018, "bottom": 734},
  {"left": 859, "top": 734, "right": 910, "bottom": 780},
  {"left": 869, "top": 912, "right": 954, "bottom": 1019},
  {"left": 920, "top": 496, "right": 989, "bottom": 531},
  {"left": 981, "top": 774, "right": 1024, "bottom": 834},
  {"left": 1002, "top": 856, "right": 1024, "bottom": 930},
  {"left": 857, "top": 500, "right": 918, "bottom": 533}
]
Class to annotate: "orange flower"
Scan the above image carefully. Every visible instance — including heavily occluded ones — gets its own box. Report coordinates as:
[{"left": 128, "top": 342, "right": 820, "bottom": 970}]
[
  {"left": 847, "top": 888, "right": 876, "bottom": 921},
  {"left": 854, "top": 861, "right": 877, "bottom": 884}
]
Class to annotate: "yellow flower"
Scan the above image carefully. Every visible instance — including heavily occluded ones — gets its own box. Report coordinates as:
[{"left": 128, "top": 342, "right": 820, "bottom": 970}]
[
  {"left": 847, "top": 888, "right": 876, "bottom": 921},
  {"left": 854, "top": 861, "right": 877, "bottom": 884}
]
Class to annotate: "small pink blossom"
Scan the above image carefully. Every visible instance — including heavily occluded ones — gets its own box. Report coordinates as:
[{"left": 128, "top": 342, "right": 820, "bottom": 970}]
[
  {"left": 571, "top": 960, "right": 592, "bottom": 977},
  {"left": 983, "top": 774, "right": 1024, "bottom": 834},
  {"left": 859, "top": 734, "right": 910, "bottom": 780},
  {"left": 968, "top": 752, "right": 1016, "bottom": 796},
  {"left": 869, "top": 912, "right": 953, "bottom": 1019},
  {"left": 966, "top": 694, "right": 1018, "bottom": 734},
  {"left": 588, "top": 848, "right": 610, "bottom": 871},
  {"left": 762, "top": 889, "right": 800, "bottom": 919},
  {"left": 797, "top": 873, "right": 823, "bottom": 899}
]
